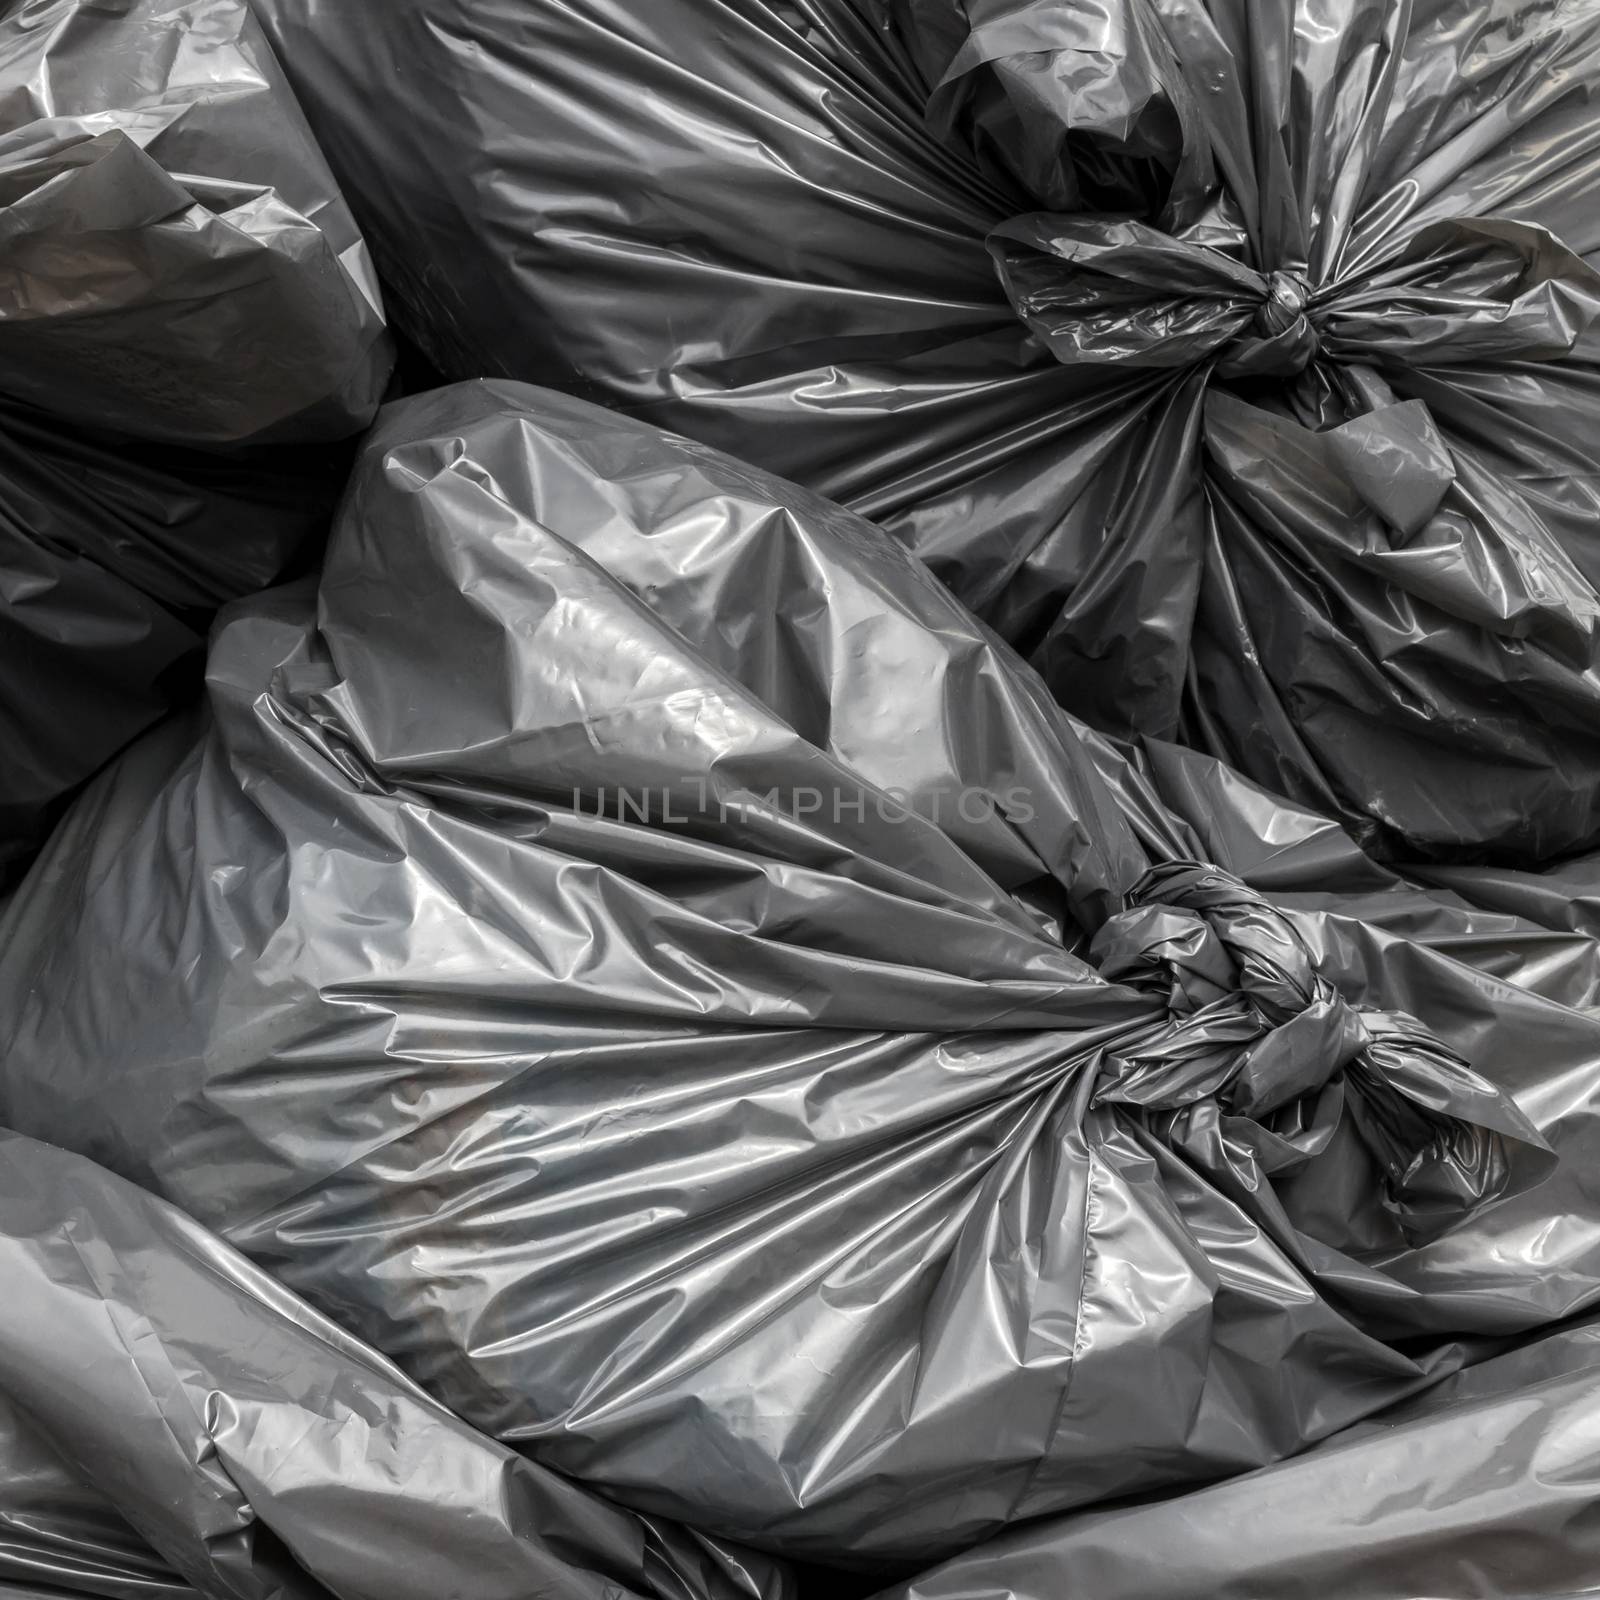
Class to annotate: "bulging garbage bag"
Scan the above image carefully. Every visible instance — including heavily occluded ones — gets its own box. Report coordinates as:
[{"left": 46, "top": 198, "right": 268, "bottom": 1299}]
[
  {"left": 0, "top": 0, "right": 392, "bottom": 882},
  {"left": 853, "top": 731, "right": 1600, "bottom": 1597},
  {"left": 0, "top": 379, "right": 1567, "bottom": 1569},
  {"left": 249, "top": 0, "right": 1600, "bottom": 863},
  {"left": 0, "top": 1128, "right": 790, "bottom": 1600},
  {"left": 0, "top": 0, "right": 389, "bottom": 444}
]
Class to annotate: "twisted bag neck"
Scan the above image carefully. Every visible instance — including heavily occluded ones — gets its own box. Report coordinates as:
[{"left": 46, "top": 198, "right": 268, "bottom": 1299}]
[
  {"left": 1088, "top": 863, "right": 1546, "bottom": 1239},
  {"left": 1217, "top": 267, "right": 1318, "bottom": 377},
  {"left": 987, "top": 210, "right": 1600, "bottom": 389},
  {"left": 986, "top": 213, "right": 1325, "bottom": 377}
]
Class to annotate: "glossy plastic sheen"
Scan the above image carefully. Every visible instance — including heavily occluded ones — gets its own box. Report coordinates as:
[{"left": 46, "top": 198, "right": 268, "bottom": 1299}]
[
  {"left": 0, "top": 0, "right": 390, "bottom": 443},
  {"left": 0, "top": 0, "right": 392, "bottom": 880},
  {"left": 850, "top": 739, "right": 1600, "bottom": 1594},
  {"left": 2, "top": 380, "right": 1581, "bottom": 1571},
  {"left": 247, "top": 0, "right": 1600, "bottom": 862},
  {"left": 0, "top": 1129, "right": 789, "bottom": 1600},
  {"left": 867, "top": 1307, "right": 1600, "bottom": 1600}
]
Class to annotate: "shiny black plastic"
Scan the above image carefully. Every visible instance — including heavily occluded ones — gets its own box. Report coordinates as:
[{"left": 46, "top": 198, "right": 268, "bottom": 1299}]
[
  {"left": 867, "top": 1304, "right": 1600, "bottom": 1600},
  {"left": 4, "top": 380, "right": 1582, "bottom": 1572},
  {"left": 0, "top": 0, "right": 392, "bottom": 881},
  {"left": 0, "top": 1128, "right": 790, "bottom": 1600},
  {"left": 248, "top": 0, "right": 1600, "bottom": 862}
]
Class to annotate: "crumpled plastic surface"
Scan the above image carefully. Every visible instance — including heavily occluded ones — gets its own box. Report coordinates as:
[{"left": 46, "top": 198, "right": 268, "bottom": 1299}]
[
  {"left": 5, "top": 378, "right": 1587, "bottom": 1572},
  {"left": 0, "top": 1385, "right": 195, "bottom": 1598},
  {"left": 914, "top": 760, "right": 1600, "bottom": 1600},
  {"left": 0, "top": 1127, "right": 790, "bottom": 1600},
  {"left": 868, "top": 1305, "right": 1600, "bottom": 1600},
  {"left": 835, "top": 738, "right": 1600, "bottom": 1595},
  {"left": 0, "top": 0, "right": 392, "bottom": 883},
  {"left": 0, "top": 0, "right": 389, "bottom": 444},
  {"left": 247, "top": 0, "right": 1600, "bottom": 863}
]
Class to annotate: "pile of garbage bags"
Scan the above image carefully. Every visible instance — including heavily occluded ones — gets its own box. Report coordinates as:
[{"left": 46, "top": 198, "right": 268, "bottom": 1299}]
[
  {"left": 250, "top": 0, "right": 1600, "bottom": 862},
  {"left": 0, "top": 0, "right": 390, "bottom": 883},
  {"left": 9, "top": 2, "right": 1600, "bottom": 1597}
]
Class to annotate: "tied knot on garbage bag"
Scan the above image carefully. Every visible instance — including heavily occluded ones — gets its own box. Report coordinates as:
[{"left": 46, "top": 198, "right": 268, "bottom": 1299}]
[
  {"left": 1230, "top": 267, "right": 1318, "bottom": 378},
  {"left": 0, "top": 379, "right": 1566, "bottom": 1567},
  {"left": 1092, "top": 862, "right": 1360, "bottom": 1121},
  {"left": 986, "top": 213, "right": 1600, "bottom": 386},
  {"left": 242, "top": 0, "right": 1600, "bottom": 860},
  {"left": 1089, "top": 862, "right": 1547, "bottom": 1242},
  {"left": 986, "top": 215, "right": 1328, "bottom": 375}
]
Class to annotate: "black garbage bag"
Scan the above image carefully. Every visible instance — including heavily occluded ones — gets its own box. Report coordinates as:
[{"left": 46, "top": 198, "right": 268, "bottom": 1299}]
[
  {"left": 0, "top": 0, "right": 392, "bottom": 883},
  {"left": 0, "top": 399, "right": 353, "bottom": 887},
  {"left": 822, "top": 733, "right": 1600, "bottom": 1595},
  {"left": 864, "top": 1305, "right": 1600, "bottom": 1600},
  {"left": 247, "top": 0, "right": 1600, "bottom": 864},
  {"left": 0, "top": 379, "right": 1567, "bottom": 1570},
  {"left": 0, "top": 0, "right": 389, "bottom": 444},
  {"left": 0, "top": 1129, "right": 790, "bottom": 1600}
]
